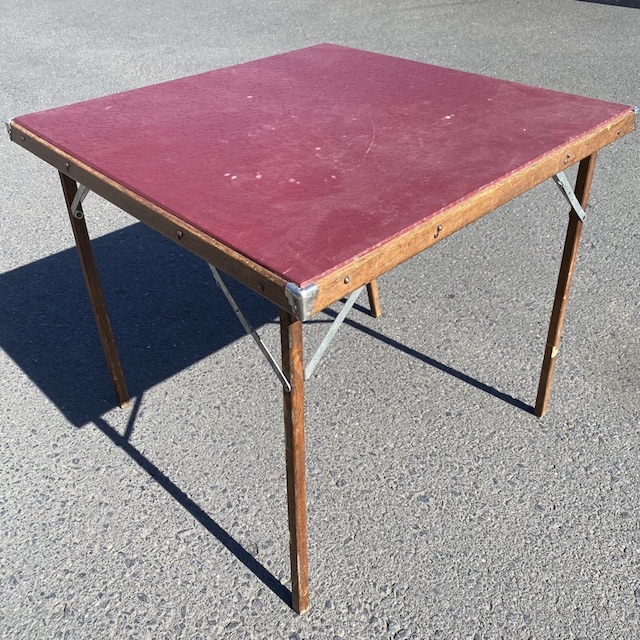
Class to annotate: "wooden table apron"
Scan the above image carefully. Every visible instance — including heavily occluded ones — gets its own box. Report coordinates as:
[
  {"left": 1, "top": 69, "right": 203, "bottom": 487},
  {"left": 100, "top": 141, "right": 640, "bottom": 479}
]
[{"left": 7, "top": 48, "right": 635, "bottom": 615}]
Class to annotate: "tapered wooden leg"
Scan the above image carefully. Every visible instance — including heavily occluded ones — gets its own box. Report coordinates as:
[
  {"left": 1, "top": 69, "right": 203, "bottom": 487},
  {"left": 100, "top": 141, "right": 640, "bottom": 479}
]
[
  {"left": 59, "top": 172, "right": 130, "bottom": 407},
  {"left": 279, "top": 309, "right": 309, "bottom": 614},
  {"left": 534, "top": 154, "right": 597, "bottom": 417},
  {"left": 366, "top": 280, "right": 382, "bottom": 318}
]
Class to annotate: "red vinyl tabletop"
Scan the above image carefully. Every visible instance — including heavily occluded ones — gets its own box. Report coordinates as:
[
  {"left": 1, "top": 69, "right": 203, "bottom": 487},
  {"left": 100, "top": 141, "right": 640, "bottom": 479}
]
[{"left": 15, "top": 44, "right": 631, "bottom": 286}]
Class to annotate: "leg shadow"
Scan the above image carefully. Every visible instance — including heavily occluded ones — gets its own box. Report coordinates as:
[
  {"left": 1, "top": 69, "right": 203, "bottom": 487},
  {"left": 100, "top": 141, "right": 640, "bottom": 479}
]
[
  {"left": 576, "top": 0, "right": 640, "bottom": 7},
  {"left": 93, "top": 410, "right": 293, "bottom": 609},
  {"left": 322, "top": 306, "right": 534, "bottom": 414}
]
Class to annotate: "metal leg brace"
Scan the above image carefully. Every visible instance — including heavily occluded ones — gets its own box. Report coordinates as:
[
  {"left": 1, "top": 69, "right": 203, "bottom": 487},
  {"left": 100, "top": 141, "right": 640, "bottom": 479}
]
[
  {"left": 70, "top": 183, "right": 90, "bottom": 219},
  {"left": 208, "top": 264, "right": 291, "bottom": 392},
  {"left": 553, "top": 171, "right": 586, "bottom": 221},
  {"left": 304, "top": 286, "right": 365, "bottom": 380}
]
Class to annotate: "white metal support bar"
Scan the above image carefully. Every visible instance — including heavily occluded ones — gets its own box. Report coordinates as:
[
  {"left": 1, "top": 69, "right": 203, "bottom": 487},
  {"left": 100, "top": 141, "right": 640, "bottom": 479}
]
[
  {"left": 552, "top": 171, "right": 586, "bottom": 221},
  {"left": 70, "top": 184, "right": 90, "bottom": 219},
  {"left": 304, "top": 286, "right": 365, "bottom": 381},
  {"left": 208, "top": 264, "right": 291, "bottom": 392}
]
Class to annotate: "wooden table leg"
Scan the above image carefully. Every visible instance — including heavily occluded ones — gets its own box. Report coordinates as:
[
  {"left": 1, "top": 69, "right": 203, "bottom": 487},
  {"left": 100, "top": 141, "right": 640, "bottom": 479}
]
[
  {"left": 279, "top": 309, "right": 310, "bottom": 613},
  {"left": 534, "top": 153, "right": 597, "bottom": 417},
  {"left": 366, "top": 279, "right": 382, "bottom": 318},
  {"left": 59, "top": 172, "right": 130, "bottom": 407}
]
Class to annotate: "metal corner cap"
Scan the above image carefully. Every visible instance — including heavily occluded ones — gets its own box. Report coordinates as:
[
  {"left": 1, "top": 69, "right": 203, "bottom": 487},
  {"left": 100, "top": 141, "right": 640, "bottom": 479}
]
[
  {"left": 284, "top": 282, "right": 318, "bottom": 321},
  {"left": 4, "top": 117, "right": 13, "bottom": 137}
]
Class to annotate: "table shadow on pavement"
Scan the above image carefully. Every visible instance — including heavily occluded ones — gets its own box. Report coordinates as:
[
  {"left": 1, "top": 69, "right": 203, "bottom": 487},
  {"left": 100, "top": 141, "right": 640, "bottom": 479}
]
[
  {"left": 0, "top": 221, "right": 293, "bottom": 607},
  {"left": 1, "top": 220, "right": 531, "bottom": 607},
  {"left": 0, "top": 221, "right": 279, "bottom": 428}
]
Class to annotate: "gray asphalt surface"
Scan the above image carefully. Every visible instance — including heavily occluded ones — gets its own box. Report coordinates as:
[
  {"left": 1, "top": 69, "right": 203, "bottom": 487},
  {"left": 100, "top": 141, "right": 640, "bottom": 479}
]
[{"left": 1, "top": 1, "right": 639, "bottom": 638}]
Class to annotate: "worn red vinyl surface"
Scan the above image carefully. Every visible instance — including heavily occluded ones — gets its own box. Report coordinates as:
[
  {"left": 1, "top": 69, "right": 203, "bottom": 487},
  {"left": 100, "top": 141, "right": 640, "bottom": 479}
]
[{"left": 15, "top": 44, "right": 631, "bottom": 285}]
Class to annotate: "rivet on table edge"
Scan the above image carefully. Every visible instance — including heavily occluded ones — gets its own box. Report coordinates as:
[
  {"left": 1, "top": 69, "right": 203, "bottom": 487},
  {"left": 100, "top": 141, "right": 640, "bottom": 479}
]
[
  {"left": 176, "top": 230, "right": 183, "bottom": 240},
  {"left": 434, "top": 224, "right": 443, "bottom": 239},
  {"left": 343, "top": 276, "right": 350, "bottom": 284}
]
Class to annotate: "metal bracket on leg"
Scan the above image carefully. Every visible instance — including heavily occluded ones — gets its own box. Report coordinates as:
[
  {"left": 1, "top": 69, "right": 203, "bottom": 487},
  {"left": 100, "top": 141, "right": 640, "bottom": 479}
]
[
  {"left": 70, "top": 184, "right": 90, "bottom": 219},
  {"left": 208, "top": 264, "right": 291, "bottom": 392},
  {"left": 553, "top": 172, "right": 586, "bottom": 221},
  {"left": 304, "top": 286, "right": 365, "bottom": 380}
]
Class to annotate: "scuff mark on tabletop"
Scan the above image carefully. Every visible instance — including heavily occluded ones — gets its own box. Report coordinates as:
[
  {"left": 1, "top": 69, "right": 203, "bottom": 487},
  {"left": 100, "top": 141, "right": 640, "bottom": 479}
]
[{"left": 363, "top": 111, "right": 376, "bottom": 159}]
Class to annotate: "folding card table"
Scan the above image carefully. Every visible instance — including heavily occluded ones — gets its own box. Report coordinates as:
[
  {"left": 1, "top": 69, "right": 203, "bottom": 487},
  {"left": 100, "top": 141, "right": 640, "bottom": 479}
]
[{"left": 7, "top": 44, "right": 635, "bottom": 613}]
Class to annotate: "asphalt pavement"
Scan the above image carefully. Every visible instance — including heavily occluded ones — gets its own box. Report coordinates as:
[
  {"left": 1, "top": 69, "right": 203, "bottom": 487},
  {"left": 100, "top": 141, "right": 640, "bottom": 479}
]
[{"left": 1, "top": 1, "right": 639, "bottom": 638}]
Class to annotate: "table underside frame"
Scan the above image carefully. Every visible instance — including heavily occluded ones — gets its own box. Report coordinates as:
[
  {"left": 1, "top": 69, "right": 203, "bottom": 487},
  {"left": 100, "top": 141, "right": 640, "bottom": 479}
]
[{"left": 8, "top": 109, "right": 634, "bottom": 613}]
